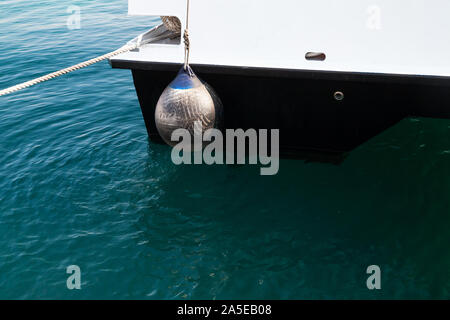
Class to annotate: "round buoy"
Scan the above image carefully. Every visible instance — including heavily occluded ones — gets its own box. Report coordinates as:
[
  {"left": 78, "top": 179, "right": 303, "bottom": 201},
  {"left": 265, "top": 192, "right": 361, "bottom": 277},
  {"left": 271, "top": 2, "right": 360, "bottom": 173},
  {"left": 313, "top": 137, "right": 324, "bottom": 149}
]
[{"left": 155, "top": 66, "right": 223, "bottom": 148}]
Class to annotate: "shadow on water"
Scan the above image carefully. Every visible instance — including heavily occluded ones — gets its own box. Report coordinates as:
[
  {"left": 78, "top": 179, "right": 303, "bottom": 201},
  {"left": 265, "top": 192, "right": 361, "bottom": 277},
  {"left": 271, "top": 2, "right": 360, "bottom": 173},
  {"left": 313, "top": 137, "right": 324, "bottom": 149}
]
[{"left": 132, "top": 118, "right": 450, "bottom": 299}]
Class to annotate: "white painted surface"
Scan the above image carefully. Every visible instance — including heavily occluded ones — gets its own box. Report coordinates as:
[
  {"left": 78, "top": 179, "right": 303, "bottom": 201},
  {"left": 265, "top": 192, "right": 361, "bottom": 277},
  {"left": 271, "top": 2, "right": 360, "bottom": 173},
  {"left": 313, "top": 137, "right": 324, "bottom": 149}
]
[{"left": 111, "top": 0, "right": 450, "bottom": 77}]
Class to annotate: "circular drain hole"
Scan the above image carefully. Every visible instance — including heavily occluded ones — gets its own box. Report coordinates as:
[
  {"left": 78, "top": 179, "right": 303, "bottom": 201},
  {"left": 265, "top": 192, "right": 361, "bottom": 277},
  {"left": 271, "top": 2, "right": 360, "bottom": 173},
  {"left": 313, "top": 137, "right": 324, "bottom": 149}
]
[{"left": 334, "top": 91, "right": 344, "bottom": 101}]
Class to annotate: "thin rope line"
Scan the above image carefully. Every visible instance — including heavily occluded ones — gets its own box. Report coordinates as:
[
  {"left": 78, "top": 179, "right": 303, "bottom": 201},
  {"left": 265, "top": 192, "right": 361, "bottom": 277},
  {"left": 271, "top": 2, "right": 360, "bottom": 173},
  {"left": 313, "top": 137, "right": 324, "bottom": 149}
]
[{"left": 183, "top": 0, "right": 191, "bottom": 71}]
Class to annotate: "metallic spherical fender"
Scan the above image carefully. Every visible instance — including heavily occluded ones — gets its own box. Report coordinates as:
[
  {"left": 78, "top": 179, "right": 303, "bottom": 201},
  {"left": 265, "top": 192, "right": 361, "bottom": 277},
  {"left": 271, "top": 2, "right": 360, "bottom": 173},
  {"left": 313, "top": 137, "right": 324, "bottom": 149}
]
[{"left": 155, "top": 66, "right": 223, "bottom": 147}]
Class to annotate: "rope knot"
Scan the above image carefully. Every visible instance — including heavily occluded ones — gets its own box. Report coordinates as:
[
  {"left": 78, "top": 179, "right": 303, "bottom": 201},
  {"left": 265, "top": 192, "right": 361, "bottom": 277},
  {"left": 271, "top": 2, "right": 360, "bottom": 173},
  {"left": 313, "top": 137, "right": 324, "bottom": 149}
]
[
  {"left": 183, "top": 28, "right": 191, "bottom": 73},
  {"left": 183, "top": 30, "right": 190, "bottom": 50}
]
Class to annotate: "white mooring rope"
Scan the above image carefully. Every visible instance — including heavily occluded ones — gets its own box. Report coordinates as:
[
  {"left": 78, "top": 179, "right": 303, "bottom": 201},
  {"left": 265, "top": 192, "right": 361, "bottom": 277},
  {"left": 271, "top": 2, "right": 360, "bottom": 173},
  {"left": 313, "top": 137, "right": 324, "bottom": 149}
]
[{"left": 0, "top": 43, "right": 138, "bottom": 97}]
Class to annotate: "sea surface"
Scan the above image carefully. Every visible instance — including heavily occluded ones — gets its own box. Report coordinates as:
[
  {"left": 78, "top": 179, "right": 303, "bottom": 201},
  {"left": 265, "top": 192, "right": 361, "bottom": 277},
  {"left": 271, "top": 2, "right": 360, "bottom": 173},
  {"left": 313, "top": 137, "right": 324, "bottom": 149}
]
[{"left": 1, "top": 0, "right": 450, "bottom": 299}]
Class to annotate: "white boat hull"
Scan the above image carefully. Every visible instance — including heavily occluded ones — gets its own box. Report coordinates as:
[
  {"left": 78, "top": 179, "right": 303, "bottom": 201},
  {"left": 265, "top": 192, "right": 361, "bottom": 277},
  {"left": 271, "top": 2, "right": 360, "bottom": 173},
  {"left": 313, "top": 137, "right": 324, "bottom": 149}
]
[
  {"left": 115, "top": 0, "right": 450, "bottom": 78},
  {"left": 110, "top": 0, "right": 450, "bottom": 159}
]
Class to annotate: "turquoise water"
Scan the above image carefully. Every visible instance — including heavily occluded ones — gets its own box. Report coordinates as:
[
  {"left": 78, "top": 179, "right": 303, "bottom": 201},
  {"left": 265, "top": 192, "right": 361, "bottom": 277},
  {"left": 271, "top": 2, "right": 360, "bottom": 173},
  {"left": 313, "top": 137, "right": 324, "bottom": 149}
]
[{"left": 1, "top": 0, "right": 450, "bottom": 300}]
